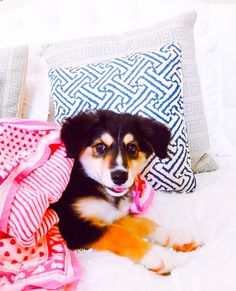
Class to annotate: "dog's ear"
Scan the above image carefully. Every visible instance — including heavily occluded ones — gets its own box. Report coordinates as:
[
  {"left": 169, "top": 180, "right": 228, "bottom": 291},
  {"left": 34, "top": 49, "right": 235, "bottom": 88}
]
[
  {"left": 61, "top": 112, "right": 97, "bottom": 158},
  {"left": 136, "top": 116, "right": 171, "bottom": 159}
]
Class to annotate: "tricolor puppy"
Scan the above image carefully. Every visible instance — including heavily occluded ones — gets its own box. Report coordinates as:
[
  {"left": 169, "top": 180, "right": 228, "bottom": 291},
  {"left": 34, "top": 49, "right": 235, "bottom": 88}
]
[{"left": 52, "top": 110, "right": 199, "bottom": 274}]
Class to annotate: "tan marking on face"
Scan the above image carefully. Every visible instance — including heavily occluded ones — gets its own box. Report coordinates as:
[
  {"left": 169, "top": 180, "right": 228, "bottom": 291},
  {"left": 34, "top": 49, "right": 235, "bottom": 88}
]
[
  {"left": 79, "top": 147, "right": 114, "bottom": 186},
  {"left": 123, "top": 133, "right": 134, "bottom": 145},
  {"left": 101, "top": 133, "right": 114, "bottom": 147},
  {"left": 91, "top": 145, "right": 98, "bottom": 156},
  {"left": 127, "top": 151, "right": 147, "bottom": 176},
  {"left": 80, "top": 147, "right": 103, "bottom": 180},
  {"left": 91, "top": 133, "right": 114, "bottom": 156},
  {"left": 103, "top": 152, "right": 113, "bottom": 168}
]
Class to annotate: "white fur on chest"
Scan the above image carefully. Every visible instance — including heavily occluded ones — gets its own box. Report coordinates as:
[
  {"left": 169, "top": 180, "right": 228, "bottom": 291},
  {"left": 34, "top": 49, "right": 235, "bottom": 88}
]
[{"left": 72, "top": 197, "right": 130, "bottom": 224}]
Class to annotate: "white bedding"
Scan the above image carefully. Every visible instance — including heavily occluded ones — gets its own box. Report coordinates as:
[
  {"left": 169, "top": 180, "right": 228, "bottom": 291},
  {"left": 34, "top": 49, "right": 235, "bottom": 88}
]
[
  {"left": 75, "top": 149, "right": 236, "bottom": 291},
  {"left": 1, "top": 1, "right": 236, "bottom": 290}
]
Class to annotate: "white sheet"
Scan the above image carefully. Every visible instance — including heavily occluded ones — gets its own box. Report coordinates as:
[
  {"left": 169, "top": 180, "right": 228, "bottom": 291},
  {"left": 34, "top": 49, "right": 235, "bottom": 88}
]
[
  {"left": 1, "top": 1, "right": 236, "bottom": 290},
  {"left": 75, "top": 149, "right": 236, "bottom": 291}
]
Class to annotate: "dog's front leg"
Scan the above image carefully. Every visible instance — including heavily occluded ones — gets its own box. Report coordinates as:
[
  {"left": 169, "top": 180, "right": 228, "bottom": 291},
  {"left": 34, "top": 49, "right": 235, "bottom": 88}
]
[
  {"left": 90, "top": 218, "right": 173, "bottom": 274},
  {"left": 117, "top": 216, "right": 200, "bottom": 252},
  {"left": 146, "top": 222, "right": 199, "bottom": 252}
]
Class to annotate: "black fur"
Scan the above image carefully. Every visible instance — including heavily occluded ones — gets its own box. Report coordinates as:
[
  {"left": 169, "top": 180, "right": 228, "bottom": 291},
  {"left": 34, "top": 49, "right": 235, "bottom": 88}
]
[
  {"left": 61, "top": 110, "right": 171, "bottom": 159},
  {"left": 51, "top": 110, "right": 171, "bottom": 250},
  {"left": 51, "top": 162, "right": 109, "bottom": 249}
]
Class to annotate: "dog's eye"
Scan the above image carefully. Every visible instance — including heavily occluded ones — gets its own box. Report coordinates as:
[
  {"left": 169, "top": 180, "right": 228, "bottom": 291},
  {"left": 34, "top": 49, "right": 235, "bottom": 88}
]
[
  {"left": 127, "top": 143, "right": 138, "bottom": 155},
  {"left": 95, "top": 142, "right": 106, "bottom": 154}
]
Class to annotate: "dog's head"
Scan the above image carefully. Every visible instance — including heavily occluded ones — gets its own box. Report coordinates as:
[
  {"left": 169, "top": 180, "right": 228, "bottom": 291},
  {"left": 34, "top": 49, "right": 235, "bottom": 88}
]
[{"left": 61, "top": 110, "right": 171, "bottom": 197}]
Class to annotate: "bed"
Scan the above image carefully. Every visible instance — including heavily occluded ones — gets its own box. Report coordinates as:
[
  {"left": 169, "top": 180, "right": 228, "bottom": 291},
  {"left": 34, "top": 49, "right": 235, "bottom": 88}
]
[
  {"left": 0, "top": 0, "right": 236, "bottom": 290},
  {"left": 76, "top": 151, "right": 236, "bottom": 291}
]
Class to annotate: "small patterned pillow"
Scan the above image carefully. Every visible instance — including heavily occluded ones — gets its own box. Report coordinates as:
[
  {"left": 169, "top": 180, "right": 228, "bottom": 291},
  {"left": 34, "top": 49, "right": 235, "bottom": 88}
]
[
  {"left": 49, "top": 42, "right": 196, "bottom": 193},
  {"left": 0, "top": 46, "right": 28, "bottom": 118}
]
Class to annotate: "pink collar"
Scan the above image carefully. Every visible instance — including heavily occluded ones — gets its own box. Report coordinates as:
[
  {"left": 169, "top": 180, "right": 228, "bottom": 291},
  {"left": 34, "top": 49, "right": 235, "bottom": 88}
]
[{"left": 130, "top": 174, "right": 155, "bottom": 214}]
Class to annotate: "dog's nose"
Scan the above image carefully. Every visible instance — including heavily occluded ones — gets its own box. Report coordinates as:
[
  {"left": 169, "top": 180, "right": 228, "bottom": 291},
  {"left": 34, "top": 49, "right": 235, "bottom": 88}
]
[{"left": 111, "top": 170, "right": 128, "bottom": 185}]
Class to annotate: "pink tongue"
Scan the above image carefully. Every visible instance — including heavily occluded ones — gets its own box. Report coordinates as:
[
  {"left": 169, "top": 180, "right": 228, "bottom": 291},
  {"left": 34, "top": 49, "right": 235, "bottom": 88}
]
[{"left": 113, "top": 187, "right": 126, "bottom": 193}]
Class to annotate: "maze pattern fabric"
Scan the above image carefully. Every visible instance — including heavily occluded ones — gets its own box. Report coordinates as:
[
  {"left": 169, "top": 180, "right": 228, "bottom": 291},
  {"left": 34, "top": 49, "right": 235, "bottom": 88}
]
[{"left": 49, "top": 42, "right": 196, "bottom": 192}]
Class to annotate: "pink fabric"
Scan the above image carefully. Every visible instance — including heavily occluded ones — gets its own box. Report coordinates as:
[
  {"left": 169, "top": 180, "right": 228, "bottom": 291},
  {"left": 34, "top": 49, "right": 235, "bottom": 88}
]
[
  {"left": 0, "top": 119, "right": 80, "bottom": 290},
  {"left": 0, "top": 118, "right": 154, "bottom": 289},
  {"left": 0, "top": 227, "right": 80, "bottom": 291},
  {"left": 130, "top": 174, "right": 155, "bottom": 214}
]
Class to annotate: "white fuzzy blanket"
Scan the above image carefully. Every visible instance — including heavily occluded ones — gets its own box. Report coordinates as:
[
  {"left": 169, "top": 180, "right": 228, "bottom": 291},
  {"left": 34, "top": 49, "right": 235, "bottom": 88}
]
[{"left": 75, "top": 150, "right": 236, "bottom": 291}]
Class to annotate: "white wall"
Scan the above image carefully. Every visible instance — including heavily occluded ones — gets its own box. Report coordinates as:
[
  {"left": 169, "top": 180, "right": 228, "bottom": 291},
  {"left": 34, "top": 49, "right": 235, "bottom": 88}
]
[{"left": 0, "top": 0, "right": 231, "bottom": 46}]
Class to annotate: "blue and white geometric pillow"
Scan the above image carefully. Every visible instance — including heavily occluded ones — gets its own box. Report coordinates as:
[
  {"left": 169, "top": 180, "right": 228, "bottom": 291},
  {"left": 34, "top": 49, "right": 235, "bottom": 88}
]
[{"left": 49, "top": 42, "right": 196, "bottom": 193}]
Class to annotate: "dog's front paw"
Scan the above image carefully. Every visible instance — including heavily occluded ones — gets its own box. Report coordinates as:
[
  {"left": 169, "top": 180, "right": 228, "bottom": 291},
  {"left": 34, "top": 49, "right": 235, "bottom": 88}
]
[
  {"left": 139, "top": 245, "right": 174, "bottom": 274},
  {"left": 148, "top": 226, "right": 202, "bottom": 252}
]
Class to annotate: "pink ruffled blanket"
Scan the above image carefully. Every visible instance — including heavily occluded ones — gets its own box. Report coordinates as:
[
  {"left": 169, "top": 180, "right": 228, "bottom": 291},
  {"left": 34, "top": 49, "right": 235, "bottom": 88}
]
[{"left": 0, "top": 119, "right": 80, "bottom": 290}]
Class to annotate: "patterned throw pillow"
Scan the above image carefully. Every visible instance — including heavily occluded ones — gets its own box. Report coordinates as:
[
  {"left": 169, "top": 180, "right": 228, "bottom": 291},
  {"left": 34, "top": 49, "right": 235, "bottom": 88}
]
[
  {"left": 42, "top": 11, "right": 217, "bottom": 174},
  {"left": 49, "top": 42, "right": 196, "bottom": 193},
  {"left": 0, "top": 46, "right": 28, "bottom": 118}
]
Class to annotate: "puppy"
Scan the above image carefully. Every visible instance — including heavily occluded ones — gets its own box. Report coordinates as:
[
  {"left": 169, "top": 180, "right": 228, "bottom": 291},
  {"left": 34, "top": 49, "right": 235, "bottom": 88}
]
[{"left": 51, "top": 110, "right": 198, "bottom": 274}]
